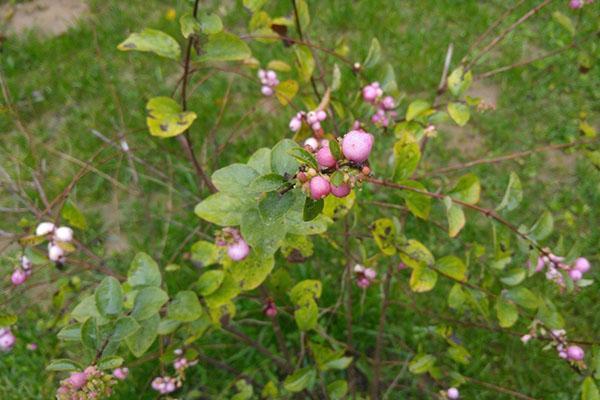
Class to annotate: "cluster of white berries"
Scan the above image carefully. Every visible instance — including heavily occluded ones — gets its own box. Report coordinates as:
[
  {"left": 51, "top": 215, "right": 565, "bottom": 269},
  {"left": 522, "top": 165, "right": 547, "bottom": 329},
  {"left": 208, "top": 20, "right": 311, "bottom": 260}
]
[
  {"left": 11, "top": 255, "right": 32, "bottom": 286},
  {"left": 362, "top": 82, "right": 397, "bottom": 127},
  {"left": 521, "top": 326, "right": 586, "bottom": 364},
  {"left": 529, "top": 253, "right": 591, "bottom": 289},
  {"left": 36, "top": 221, "right": 74, "bottom": 263},
  {"left": 354, "top": 264, "right": 377, "bottom": 288},
  {"left": 0, "top": 327, "right": 16, "bottom": 351},
  {"left": 289, "top": 109, "right": 328, "bottom": 133},
  {"left": 152, "top": 349, "right": 196, "bottom": 395},
  {"left": 258, "top": 69, "right": 279, "bottom": 96}
]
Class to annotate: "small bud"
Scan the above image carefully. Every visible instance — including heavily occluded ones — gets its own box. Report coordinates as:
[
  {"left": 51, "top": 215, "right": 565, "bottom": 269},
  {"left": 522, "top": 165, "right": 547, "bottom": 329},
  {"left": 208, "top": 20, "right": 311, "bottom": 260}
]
[
  {"left": 397, "top": 262, "right": 407, "bottom": 271},
  {"left": 54, "top": 226, "right": 74, "bottom": 242},
  {"left": 26, "top": 342, "right": 37, "bottom": 351},
  {"left": 0, "top": 329, "right": 16, "bottom": 351},
  {"left": 447, "top": 387, "right": 460, "bottom": 399},
  {"left": 573, "top": 257, "right": 590, "bottom": 273},
  {"left": 566, "top": 345, "right": 584, "bottom": 361},
  {"left": 362, "top": 85, "right": 378, "bottom": 103},
  {"left": 381, "top": 96, "right": 396, "bottom": 110},
  {"left": 309, "top": 176, "right": 331, "bottom": 200},
  {"left": 297, "top": 172, "right": 308, "bottom": 183},
  {"left": 11, "top": 269, "right": 27, "bottom": 286},
  {"left": 342, "top": 130, "right": 374, "bottom": 163},
  {"left": 307, "top": 168, "right": 317, "bottom": 177},
  {"left": 227, "top": 239, "right": 250, "bottom": 261},
  {"left": 35, "top": 222, "right": 55, "bottom": 236},
  {"left": 569, "top": 0, "right": 584, "bottom": 8},
  {"left": 316, "top": 146, "right": 337, "bottom": 169}
]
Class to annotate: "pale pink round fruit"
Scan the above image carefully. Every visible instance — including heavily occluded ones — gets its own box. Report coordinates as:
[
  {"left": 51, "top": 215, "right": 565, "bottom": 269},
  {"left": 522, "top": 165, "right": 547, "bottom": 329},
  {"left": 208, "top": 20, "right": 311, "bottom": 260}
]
[
  {"left": 362, "top": 85, "right": 378, "bottom": 103},
  {"left": 566, "top": 345, "right": 584, "bottom": 361},
  {"left": 48, "top": 244, "right": 65, "bottom": 262},
  {"left": 0, "top": 330, "right": 15, "bottom": 351},
  {"left": 303, "top": 137, "right": 319, "bottom": 151},
  {"left": 569, "top": 269, "right": 583, "bottom": 281},
  {"left": 35, "top": 222, "right": 55, "bottom": 236},
  {"left": 573, "top": 257, "right": 590, "bottom": 273},
  {"left": 316, "top": 110, "right": 327, "bottom": 121},
  {"left": 261, "top": 86, "right": 274, "bottom": 96},
  {"left": 316, "top": 146, "right": 336, "bottom": 169},
  {"left": 113, "top": 367, "right": 129, "bottom": 380},
  {"left": 331, "top": 183, "right": 351, "bottom": 198},
  {"left": 11, "top": 269, "right": 27, "bottom": 286},
  {"left": 67, "top": 372, "right": 88, "bottom": 389},
  {"left": 289, "top": 117, "right": 302, "bottom": 132},
  {"left": 364, "top": 268, "right": 377, "bottom": 280},
  {"left": 309, "top": 176, "right": 331, "bottom": 200},
  {"left": 54, "top": 226, "right": 74, "bottom": 242},
  {"left": 447, "top": 387, "right": 460, "bottom": 399},
  {"left": 228, "top": 239, "right": 250, "bottom": 261},
  {"left": 342, "top": 130, "right": 374, "bottom": 163}
]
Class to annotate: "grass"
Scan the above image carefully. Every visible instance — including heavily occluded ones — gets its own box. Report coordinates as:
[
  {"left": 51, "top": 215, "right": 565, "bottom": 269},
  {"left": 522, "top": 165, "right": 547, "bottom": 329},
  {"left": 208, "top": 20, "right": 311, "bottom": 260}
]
[{"left": 0, "top": 0, "right": 598, "bottom": 399}]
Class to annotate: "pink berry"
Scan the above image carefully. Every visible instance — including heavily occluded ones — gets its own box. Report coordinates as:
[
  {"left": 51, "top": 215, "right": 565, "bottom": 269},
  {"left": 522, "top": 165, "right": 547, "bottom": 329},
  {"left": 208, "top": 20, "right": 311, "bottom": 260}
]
[
  {"left": 316, "top": 110, "right": 327, "bottom": 121},
  {"left": 357, "top": 277, "right": 370, "bottom": 288},
  {"left": 48, "top": 244, "right": 65, "bottom": 262},
  {"left": 309, "top": 176, "right": 331, "bottom": 200},
  {"left": 566, "top": 345, "right": 584, "bottom": 361},
  {"left": 398, "top": 262, "right": 407, "bottom": 270},
  {"left": 573, "top": 257, "right": 590, "bottom": 273},
  {"left": 11, "top": 269, "right": 27, "bottom": 286},
  {"left": 364, "top": 268, "right": 377, "bottom": 280},
  {"left": 447, "top": 387, "right": 460, "bottom": 399},
  {"left": 261, "top": 86, "right": 274, "bottom": 96},
  {"left": 570, "top": 0, "right": 584, "bottom": 8},
  {"left": 316, "top": 146, "right": 336, "bottom": 169},
  {"left": 311, "top": 122, "right": 322, "bottom": 131},
  {"left": 258, "top": 69, "right": 266, "bottom": 80},
  {"left": 342, "top": 130, "right": 374, "bottom": 163},
  {"left": 569, "top": 269, "right": 583, "bottom": 281},
  {"left": 0, "top": 330, "right": 15, "bottom": 351},
  {"left": 67, "top": 372, "right": 88, "bottom": 389},
  {"left": 306, "top": 111, "right": 318, "bottom": 125},
  {"left": 331, "top": 183, "right": 351, "bottom": 198},
  {"left": 362, "top": 85, "right": 378, "bottom": 103},
  {"left": 228, "top": 239, "right": 250, "bottom": 261},
  {"left": 559, "top": 351, "right": 568, "bottom": 359},
  {"left": 381, "top": 96, "right": 395, "bottom": 110},
  {"left": 536, "top": 257, "right": 545, "bottom": 272},
  {"left": 264, "top": 303, "right": 277, "bottom": 318},
  {"left": 289, "top": 117, "right": 302, "bottom": 132},
  {"left": 113, "top": 367, "right": 129, "bottom": 380}
]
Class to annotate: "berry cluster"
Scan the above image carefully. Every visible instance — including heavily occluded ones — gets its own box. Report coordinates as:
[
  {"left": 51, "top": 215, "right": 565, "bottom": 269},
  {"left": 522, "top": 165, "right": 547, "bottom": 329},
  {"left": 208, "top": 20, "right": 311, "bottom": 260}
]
[
  {"left": 36, "top": 221, "right": 75, "bottom": 263},
  {"left": 112, "top": 367, "right": 129, "bottom": 381},
  {"left": 0, "top": 327, "right": 16, "bottom": 352},
  {"left": 151, "top": 349, "right": 196, "bottom": 395},
  {"left": 569, "top": 0, "right": 594, "bottom": 9},
  {"left": 354, "top": 264, "right": 377, "bottom": 288},
  {"left": 56, "top": 366, "right": 117, "bottom": 400},
  {"left": 289, "top": 109, "right": 328, "bottom": 133},
  {"left": 11, "top": 255, "right": 32, "bottom": 286},
  {"left": 529, "top": 253, "right": 591, "bottom": 289},
  {"left": 362, "top": 82, "right": 397, "bottom": 127},
  {"left": 521, "top": 326, "right": 586, "bottom": 365},
  {"left": 297, "top": 128, "right": 374, "bottom": 201},
  {"left": 216, "top": 228, "right": 250, "bottom": 261},
  {"left": 258, "top": 69, "right": 279, "bottom": 97}
]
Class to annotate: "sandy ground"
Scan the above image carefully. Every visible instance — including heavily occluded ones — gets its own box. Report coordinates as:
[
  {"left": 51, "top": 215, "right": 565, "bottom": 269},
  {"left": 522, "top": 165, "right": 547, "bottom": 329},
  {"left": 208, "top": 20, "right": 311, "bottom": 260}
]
[{"left": 1, "top": 0, "right": 88, "bottom": 37}]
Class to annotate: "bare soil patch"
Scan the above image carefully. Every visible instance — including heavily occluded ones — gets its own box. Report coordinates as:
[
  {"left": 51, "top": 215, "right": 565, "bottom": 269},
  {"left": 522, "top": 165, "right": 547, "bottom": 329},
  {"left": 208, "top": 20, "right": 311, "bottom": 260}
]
[{"left": 1, "top": 0, "right": 88, "bottom": 37}]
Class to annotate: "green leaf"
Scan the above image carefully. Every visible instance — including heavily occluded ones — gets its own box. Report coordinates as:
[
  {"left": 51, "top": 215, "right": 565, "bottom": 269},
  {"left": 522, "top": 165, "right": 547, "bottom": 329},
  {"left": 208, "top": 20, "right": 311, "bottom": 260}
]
[
  {"left": 409, "top": 354, "right": 436, "bottom": 374},
  {"left": 303, "top": 198, "right": 324, "bottom": 221},
  {"left": 157, "top": 319, "right": 181, "bottom": 335},
  {"left": 445, "top": 198, "right": 465, "bottom": 238},
  {"left": 393, "top": 140, "right": 421, "bottom": 181},
  {"left": 61, "top": 200, "right": 87, "bottom": 230},
  {"left": 449, "top": 173, "right": 480, "bottom": 204},
  {"left": 71, "top": 295, "right": 106, "bottom": 324},
  {"left": 95, "top": 277, "right": 123, "bottom": 317},
  {"left": 212, "top": 164, "right": 259, "bottom": 196},
  {"left": 371, "top": 218, "right": 397, "bottom": 256},
  {"left": 322, "top": 190, "right": 355, "bottom": 220},
  {"left": 295, "top": 45, "right": 315, "bottom": 82},
  {"left": 128, "top": 252, "right": 162, "bottom": 288},
  {"left": 97, "top": 356, "right": 123, "bottom": 370},
  {"left": 199, "top": 32, "right": 251, "bottom": 62},
  {"left": 126, "top": 314, "right": 159, "bottom": 357},
  {"left": 57, "top": 324, "right": 82, "bottom": 341},
  {"left": 204, "top": 273, "right": 240, "bottom": 309},
  {"left": 398, "top": 239, "right": 434, "bottom": 268},
  {"left": 436, "top": 256, "right": 467, "bottom": 281},
  {"left": 364, "top": 38, "right": 382, "bottom": 69},
  {"left": 410, "top": 264, "right": 438, "bottom": 292},
  {"left": 506, "top": 287, "right": 539, "bottom": 310},
  {"left": 241, "top": 207, "right": 286, "bottom": 255},
  {"left": 530, "top": 211, "right": 554, "bottom": 241},
  {"left": 111, "top": 316, "right": 141, "bottom": 341},
  {"left": 406, "top": 99, "right": 431, "bottom": 121},
  {"left": 447, "top": 346, "right": 471, "bottom": 365},
  {"left": 553, "top": 11, "right": 575, "bottom": 36},
  {"left": 295, "top": 0, "right": 310, "bottom": 30},
  {"left": 228, "top": 251, "right": 275, "bottom": 291},
  {"left": 447, "top": 102, "right": 470, "bottom": 126},
  {"left": 497, "top": 172, "right": 523, "bottom": 211},
  {"left": 294, "top": 298, "right": 318, "bottom": 331},
  {"left": 46, "top": 359, "right": 82, "bottom": 372},
  {"left": 398, "top": 180, "right": 431, "bottom": 220},
  {"left": 259, "top": 190, "right": 296, "bottom": 223},
  {"left": 243, "top": 0, "right": 267, "bottom": 12},
  {"left": 284, "top": 367, "right": 316, "bottom": 392},
  {"left": 249, "top": 174, "right": 286, "bottom": 193},
  {"left": 168, "top": 291, "right": 203, "bottom": 322},
  {"left": 327, "top": 380, "right": 348, "bottom": 400},
  {"left": 290, "top": 279, "right": 322, "bottom": 304},
  {"left": 582, "top": 377, "right": 600, "bottom": 400},
  {"left": 331, "top": 63, "right": 342, "bottom": 91},
  {"left": 447, "top": 66, "right": 473, "bottom": 97},
  {"left": 191, "top": 240, "right": 220, "bottom": 267},
  {"left": 180, "top": 13, "right": 201, "bottom": 38},
  {"left": 199, "top": 12, "right": 223, "bottom": 34},
  {"left": 448, "top": 284, "right": 466, "bottom": 309},
  {"left": 146, "top": 96, "right": 197, "bottom": 138},
  {"left": 247, "top": 148, "right": 272, "bottom": 175},
  {"left": 500, "top": 268, "right": 526, "bottom": 286},
  {"left": 495, "top": 297, "right": 519, "bottom": 328},
  {"left": 131, "top": 287, "right": 169, "bottom": 321},
  {"left": 271, "top": 139, "right": 301, "bottom": 176},
  {"left": 117, "top": 29, "right": 181, "bottom": 60},
  {"left": 536, "top": 299, "right": 564, "bottom": 329},
  {"left": 289, "top": 147, "right": 318, "bottom": 170},
  {"left": 0, "top": 314, "right": 17, "bottom": 326},
  {"left": 268, "top": 60, "right": 292, "bottom": 72},
  {"left": 195, "top": 192, "right": 252, "bottom": 226},
  {"left": 275, "top": 80, "right": 299, "bottom": 106},
  {"left": 197, "top": 270, "right": 225, "bottom": 296},
  {"left": 81, "top": 318, "right": 99, "bottom": 349}
]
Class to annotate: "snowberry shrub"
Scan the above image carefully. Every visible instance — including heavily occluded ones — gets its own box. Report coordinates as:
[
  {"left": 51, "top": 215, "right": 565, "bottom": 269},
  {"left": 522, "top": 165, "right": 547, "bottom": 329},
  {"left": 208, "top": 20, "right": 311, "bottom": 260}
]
[{"left": 1, "top": 0, "right": 598, "bottom": 399}]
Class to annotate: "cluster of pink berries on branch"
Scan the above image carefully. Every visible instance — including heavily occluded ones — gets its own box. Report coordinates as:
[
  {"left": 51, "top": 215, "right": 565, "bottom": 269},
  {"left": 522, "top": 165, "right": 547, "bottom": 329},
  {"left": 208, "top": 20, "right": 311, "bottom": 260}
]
[
  {"left": 362, "top": 82, "right": 397, "bottom": 127},
  {"left": 290, "top": 108, "right": 328, "bottom": 134},
  {"left": 529, "top": 252, "right": 591, "bottom": 289},
  {"left": 215, "top": 228, "right": 250, "bottom": 261},
  {"left": 35, "top": 221, "right": 75, "bottom": 264},
  {"left": 152, "top": 349, "right": 196, "bottom": 394},
  {"left": 11, "top": 255, "right": 32, "bottom": 286},
  {"left": 521, "top": 326, "right": 587, "bottom": 365},
  {"left": 56, "top": 366, "right": 117, "bottom": 400},
  {"left": 297, "top": 127, "right": 374, "bottom": 201},
  {"left": 0, "top": 327, "right": 16, "bottom": 352},
  {"left": 258, "top": 69, "right": 279, "bottom": 97},
  {"left": 569, "top": 0, "right": 594, "bottom": 9},
  {"left": 354, "top": 264, "right": 377, "bottom": 288}
]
